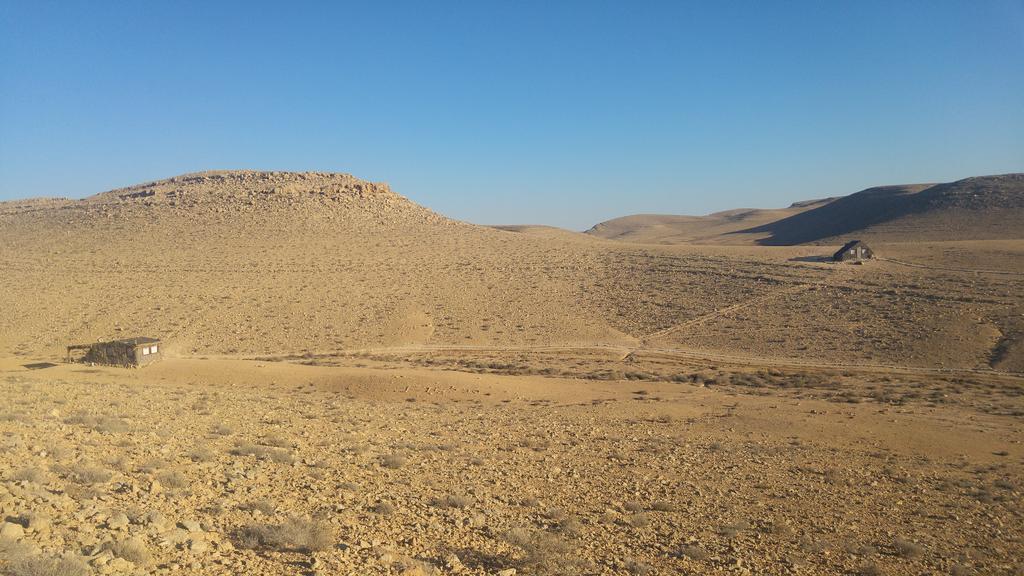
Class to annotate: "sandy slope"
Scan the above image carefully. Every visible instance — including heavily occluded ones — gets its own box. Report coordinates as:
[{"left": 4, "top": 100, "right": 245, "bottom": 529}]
[
  {"left": 1, "top": 171, "right": 1022, "bottom": 373},
  {"left": 584, "top": 199, "right": 835, "bottom": 245},
  {"left": 585, "top": 174, "right": 1024, "bottom": 246}
]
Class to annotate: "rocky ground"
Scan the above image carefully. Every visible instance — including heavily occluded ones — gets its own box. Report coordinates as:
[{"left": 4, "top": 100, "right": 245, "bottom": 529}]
[{"left": 0, "top": 358, "right": 1020, "bottom": 575}]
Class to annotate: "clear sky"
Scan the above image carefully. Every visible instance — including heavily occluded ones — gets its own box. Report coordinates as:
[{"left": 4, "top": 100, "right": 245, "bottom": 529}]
[{"left": 1, "top": 1, "right": 1022, "bottom": 229}]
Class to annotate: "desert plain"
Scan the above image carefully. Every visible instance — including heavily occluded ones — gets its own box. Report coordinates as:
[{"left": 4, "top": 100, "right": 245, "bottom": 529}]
[{"left": 0, "top": 171, "right": 1021, "bottom": 575}]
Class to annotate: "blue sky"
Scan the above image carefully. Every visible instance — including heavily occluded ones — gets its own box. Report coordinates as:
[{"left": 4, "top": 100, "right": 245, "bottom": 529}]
[{"left": 1, "top": 1, "right": 1021, "bottom": 229}]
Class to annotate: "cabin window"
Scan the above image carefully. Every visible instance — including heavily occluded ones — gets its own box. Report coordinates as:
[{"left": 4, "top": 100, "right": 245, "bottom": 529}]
[
  {"left": 142, "top": 346, "right": 151, "bottom": 355},
  {"left": 151, "top": 344, "right": 158, "bottom": 354}
]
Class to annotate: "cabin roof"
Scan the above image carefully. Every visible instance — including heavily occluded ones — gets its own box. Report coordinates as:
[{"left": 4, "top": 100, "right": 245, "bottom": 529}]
[
  {"left": 111, "top": 337, "right": 161, "bottom": 346},
  {"left": 837, "top": 240, "right": 868, "bottom": 252}
]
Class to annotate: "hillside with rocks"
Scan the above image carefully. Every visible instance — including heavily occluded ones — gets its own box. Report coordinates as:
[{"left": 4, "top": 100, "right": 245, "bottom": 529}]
[{"left": 1, "top": 170, "right": 1022, "bottom": 374}]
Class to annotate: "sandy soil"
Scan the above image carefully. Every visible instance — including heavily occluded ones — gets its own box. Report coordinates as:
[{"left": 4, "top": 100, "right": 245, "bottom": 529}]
[{"left": 0, "top": 358, "right": 1020, "bottom": 575}]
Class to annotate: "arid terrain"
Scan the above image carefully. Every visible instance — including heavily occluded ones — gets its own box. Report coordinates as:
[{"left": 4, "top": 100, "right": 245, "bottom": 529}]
[{"left": 0, "top": 171, "right": 1021, "bottom": 575}]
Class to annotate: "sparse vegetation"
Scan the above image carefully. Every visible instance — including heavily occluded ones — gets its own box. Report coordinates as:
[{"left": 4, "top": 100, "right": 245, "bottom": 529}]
[
  {"left": 238, "top": 517, "right": 333, "bottom": 552},
  {"left": 66, "top": 463, "right": 112, "bottom": 485},
  {"left": 893, "top": 538, "right": 923, "bottom": 559},
  {"left": 504, "top": 528, "right": 583, "bottom": 574},
  {"left": 4, "top": 554, "right": 89, "bottom": 576},
  {"left": 381, "top": 454, "right": 407, "bottom": 469},
  {"left": 156, "top": 470, "right": 188, "bottom": 489},
  {"left": 106, "top": 537, "right": 151, "bottom": 565}
]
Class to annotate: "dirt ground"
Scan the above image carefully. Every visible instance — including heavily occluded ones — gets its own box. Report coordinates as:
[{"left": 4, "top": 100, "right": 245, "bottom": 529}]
[
  {"left": 0, "top": 172, "right": 1021, "bottom": 575},
  {"left": 0, "top": 356, "right": 1020, "bottom": 575}
]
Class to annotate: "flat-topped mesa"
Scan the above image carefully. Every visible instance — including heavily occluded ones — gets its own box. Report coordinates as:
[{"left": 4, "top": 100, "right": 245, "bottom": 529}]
[{"left": 85, "top": 170, "right": 403, "bottom": 207}]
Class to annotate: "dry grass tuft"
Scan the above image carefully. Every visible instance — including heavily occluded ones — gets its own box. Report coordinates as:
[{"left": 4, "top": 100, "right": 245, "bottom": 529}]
[
  {"left": 504, "top": 528, "right": 583, "bottom": 574},
  {"left": 106, "top": 537, "right": 151, "bottom": 565},
  {"left": 156, "top": 470, "right": 188, "bottom": 489},
  {"left": 857, "top": 562, "right": 884, "bottom": 576},
  {"left": 188, "top": 446, "right": 216, "bottom": 462},
  {"left": 381, "top": 454, "right": 407, "bottom": 469},
  {"left": 893, "top": 538, "right": 923, "bottom": 559},
  {"left": 650, "top": 500, "right": 675, "bottom": 512},
  {"left": 4, "top": 554, "right": 89, "bottom": 576},
  {"left": 241, "top": 499, "right": 277, "bottom": 516},
  {"left": 676, "top": 544, "right": 707, "bottom": 561},
  {"left": 67, "top": 463, "right": 112, "bottom": 485},
  {"left": 626, "top": 512, "right": 651, "bottom": 528},
  {"left": 237, "top": 517, "right": 334, "bottom": 552},
  {"left": 11, "top": 467, "right": 47, "bottom": 484},
  {"left": 625, "top": 559, "right": 653, "bottom": 575},
  {"left": 434, "top": 493, "right": 474, "bottom": 509}
]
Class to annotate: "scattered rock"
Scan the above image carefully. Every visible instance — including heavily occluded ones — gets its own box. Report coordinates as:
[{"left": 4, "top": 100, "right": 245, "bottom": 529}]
[{"left": 0, "top": 521, "right": 25, "bottom": 539}]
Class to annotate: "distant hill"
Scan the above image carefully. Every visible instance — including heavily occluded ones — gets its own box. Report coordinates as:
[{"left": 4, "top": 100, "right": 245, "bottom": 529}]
[
  {"left": 739, "top": 174, "right": 1024, "bottom": 245},
  {"left": 585, "top": 174, "right": 1024, "bottom": 245},
  {"left": 584, "top": 198, "right": 836, "bottom": 245}
]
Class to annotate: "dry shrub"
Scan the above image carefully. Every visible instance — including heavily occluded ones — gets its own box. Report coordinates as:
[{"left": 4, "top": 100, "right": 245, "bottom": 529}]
[
  {"left": 893, "top": 538, "right": 923, "bottom": 559},
  {"left": 68, "top": 464, "right": 111, "bottom": 485},
  {"left": 504, "top": 528, "right": 583, "bottom": 574},
  {"left": 262, "top": 433, "right": 292, "bottom": 448},
  {"left": 106, "top": 537, "right": 151, "bottom": 565},
  {"left": 138, "top": 458, "right": 167, "bottom": 474},
  {"left": 241, "top": 499, "right": 277, "bottom": 516},
  {"left": 650, "top": 500, "right": 675, "bottom": 512},
  {"left": 543, "top": 507, "right": 566, "bottom": 521},
  {"left": 93, "top": 417, "right": 130, "bottom": 434},
  {"left": 230, "top": 442, "right": 263, "bottom": 457},
  {"left": 11, "top": 467, "right": 47, "bottom": 483},
  {"left": 266, "top": 449, "right": 294, "bottom": 464},
  {"left": 626, "top": 513, "right": 651, "bottom": 528},
  {"left": 625, "top": 559, "right": 653, "bottom": 575},
  {"left": 623, "top": 501, "right": 644, "bottom": 512},
  {"left": 858, "top": 562, "right": 883, "bottom": 576},
  {"left": 4, "top": 554, "right": 89, "bottom": 576},
  {"left": 381, "top": 454, "right": 407, "bottom": 469},
  {"left": 188, "top": 446, "right": 216, "bottom": 463},
  {"left": 557, "top": 516, "right": 581, "bottom": 536},
  {"left": 231, "top": 442, "right": 294, "bottom": 464},
  {"left": 677, "top": 544, "right": 707, "bottom": 561},
  {"left": 238, "top": 517, "right": 333, "bottom": 552},
  {"left": 156, "top": 470, "right": 187, "bottom": 489},
  {"left": 434, "top": 494, "right": 474, "bottom": 509}
]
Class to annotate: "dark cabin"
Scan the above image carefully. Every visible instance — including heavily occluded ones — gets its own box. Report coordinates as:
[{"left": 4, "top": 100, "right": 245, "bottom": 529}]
[
  {"left": 67, "top": 337, "right": 162, "bottom": 367},
  {"left": 833, "top": 240, "right": 874, "bottom": 262}
]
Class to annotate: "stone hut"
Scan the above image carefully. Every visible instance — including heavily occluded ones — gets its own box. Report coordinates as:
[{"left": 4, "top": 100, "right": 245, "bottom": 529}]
[
  {"left": 833, "top": 240, "right": 874, "bottom": 262},
  {"left": 67, "top": 337, "right": 162, "bottom": 367}
]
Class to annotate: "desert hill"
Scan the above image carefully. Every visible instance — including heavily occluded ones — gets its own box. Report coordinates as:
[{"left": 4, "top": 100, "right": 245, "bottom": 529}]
[
  {"left": 1, "top": 170, "right": 1022, "bottom": 374},
  {"left": 585, "top": 198, "right": 835, "bottom": 244},
  {"left": 740, "top": 174, "right": 1024, "bottom": 245},
  {"left": 585, "top": 174, "right": 1024, "bottom": 245}
]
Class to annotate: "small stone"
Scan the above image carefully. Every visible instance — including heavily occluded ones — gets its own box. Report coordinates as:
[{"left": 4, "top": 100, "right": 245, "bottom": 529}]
[
  {"left": 188, "top": 539, "right": 209, "bottom": 554},
  {"left": 180, "top": 520, "right": 202, "bottom": 532},
  {"left": 496, "top": 570, "right": 517, "bottom": 576},
  {"left": 0, "top": 521, "right": 24, "bottom": 539},
  {"left": 106, "top": 513, "right": 130, "bottom": 530}
]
